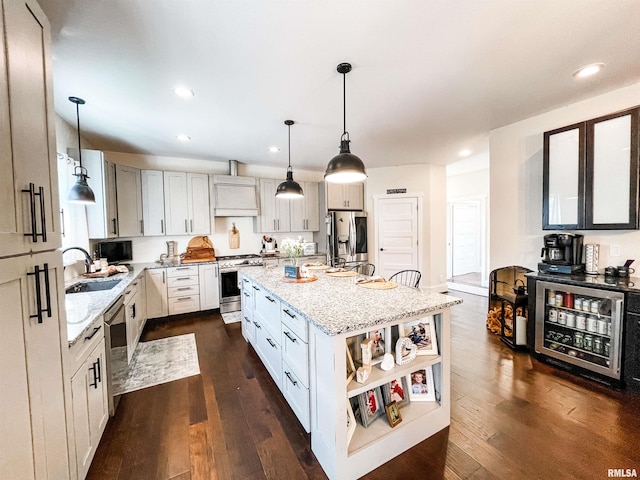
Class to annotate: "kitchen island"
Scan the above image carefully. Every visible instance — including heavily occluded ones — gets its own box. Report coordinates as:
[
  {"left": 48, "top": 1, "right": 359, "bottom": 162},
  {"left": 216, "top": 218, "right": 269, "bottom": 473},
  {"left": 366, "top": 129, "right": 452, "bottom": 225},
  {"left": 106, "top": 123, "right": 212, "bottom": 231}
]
[{"left": 240, "top": 267, "right": 462, "bottom": 480}]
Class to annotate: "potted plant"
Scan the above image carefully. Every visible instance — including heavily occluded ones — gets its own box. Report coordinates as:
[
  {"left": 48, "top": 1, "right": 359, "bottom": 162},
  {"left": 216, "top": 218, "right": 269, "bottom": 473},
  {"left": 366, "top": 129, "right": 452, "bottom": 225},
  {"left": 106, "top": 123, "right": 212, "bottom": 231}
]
[{"left": 281, "top": 237, "right": 305, "bottom": 278}]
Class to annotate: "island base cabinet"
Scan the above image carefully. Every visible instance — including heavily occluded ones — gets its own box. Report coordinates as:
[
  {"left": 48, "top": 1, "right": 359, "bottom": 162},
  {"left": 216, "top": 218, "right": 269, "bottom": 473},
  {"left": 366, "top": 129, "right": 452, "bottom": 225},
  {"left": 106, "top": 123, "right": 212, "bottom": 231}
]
[
  {"left": 309, "top": 311, "right": 451, "bottom": 480},
  {"left": 254, "top": 321, "right": 283, "bottom": 391},
  {"left": 282, "top": 360, "right": 310, "bottom": 432}
]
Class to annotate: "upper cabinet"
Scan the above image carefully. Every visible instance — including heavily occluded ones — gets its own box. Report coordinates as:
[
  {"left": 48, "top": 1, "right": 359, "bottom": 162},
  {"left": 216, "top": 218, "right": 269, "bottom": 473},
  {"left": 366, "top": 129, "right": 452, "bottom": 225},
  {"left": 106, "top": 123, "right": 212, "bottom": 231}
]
[
  {"left": 543, "top": 107, "right": 639, "bottom": 230},
  {"left": 257, "top": 178, "right": 291, "bottom": 233},
  {"left": 83, "top": 150, "right": 118, "bottom": 239},
  {"left": 0, "top": 0, "right": 62, "bottom": 257},
  {"left": 141, "top": 170, "right": 165, "bottom": 236},
  {"left": 290, "top": 181, "right": 320, "bottom": 232},
  {"left": 115, "top": 164, "right": 143, "bottom": 237},
  {"left": 163, "top": 172, "right": 210, "bottom": 236},
  {"left": 326, "top": 183, "right": 364, "bottom": 211}
]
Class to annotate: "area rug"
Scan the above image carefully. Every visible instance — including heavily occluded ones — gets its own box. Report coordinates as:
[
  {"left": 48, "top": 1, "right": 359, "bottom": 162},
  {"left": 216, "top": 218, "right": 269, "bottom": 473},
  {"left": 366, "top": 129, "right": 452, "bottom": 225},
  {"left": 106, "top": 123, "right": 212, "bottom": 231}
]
[
  {"left": 112, "top": 333, "right": 200, "bottom": 395},
  {"left": 221, "top": 311, "right": 242, "bottom": 324}
]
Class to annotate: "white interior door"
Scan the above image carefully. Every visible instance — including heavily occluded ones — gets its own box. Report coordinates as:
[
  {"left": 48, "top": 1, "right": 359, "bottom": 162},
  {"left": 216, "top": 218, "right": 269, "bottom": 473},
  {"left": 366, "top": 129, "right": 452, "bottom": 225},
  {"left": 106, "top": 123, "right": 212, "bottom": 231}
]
[
  {"left": 450, "top": 202, "right": 480, "bottom": 276},
  {"left": 376, "top": 196, "right": 419, "bottom": 280}
]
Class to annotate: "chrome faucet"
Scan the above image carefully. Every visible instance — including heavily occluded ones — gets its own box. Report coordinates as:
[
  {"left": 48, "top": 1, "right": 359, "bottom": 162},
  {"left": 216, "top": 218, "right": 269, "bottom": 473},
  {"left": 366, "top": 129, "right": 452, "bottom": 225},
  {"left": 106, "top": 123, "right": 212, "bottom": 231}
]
[{"left": 62, "top": 247, "right": 93, "bottom": 273}]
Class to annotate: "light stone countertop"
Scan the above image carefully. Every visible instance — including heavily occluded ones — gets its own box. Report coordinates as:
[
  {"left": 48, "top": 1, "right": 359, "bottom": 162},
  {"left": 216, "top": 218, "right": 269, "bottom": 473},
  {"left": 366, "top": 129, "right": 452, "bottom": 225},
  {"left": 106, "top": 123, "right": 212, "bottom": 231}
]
[{"left": 242, "top": 267, "right": 463, "bottom": 336}]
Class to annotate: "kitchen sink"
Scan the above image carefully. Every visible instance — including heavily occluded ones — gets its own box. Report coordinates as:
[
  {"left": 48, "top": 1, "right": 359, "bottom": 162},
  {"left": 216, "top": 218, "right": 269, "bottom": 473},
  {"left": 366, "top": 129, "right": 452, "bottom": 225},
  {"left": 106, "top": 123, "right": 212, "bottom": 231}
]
[{"left": 65, "top": 279, "right": 122, "bottom": 294}]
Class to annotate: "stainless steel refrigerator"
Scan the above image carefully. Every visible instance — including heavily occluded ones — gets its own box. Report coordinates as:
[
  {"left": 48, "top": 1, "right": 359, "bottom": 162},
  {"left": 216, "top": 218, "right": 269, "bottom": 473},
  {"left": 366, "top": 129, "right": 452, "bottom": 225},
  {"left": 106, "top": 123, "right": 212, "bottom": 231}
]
[{"left": 326, "top": 211, "right": 368, "bottom": 265}]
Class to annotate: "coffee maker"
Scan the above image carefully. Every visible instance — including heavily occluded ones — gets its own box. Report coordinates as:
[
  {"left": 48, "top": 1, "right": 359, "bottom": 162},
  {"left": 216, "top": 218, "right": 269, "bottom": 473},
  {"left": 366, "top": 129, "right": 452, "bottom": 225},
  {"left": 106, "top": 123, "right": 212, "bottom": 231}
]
[{"left": 539, "top": 233, "right": 585, "bottom": 274}]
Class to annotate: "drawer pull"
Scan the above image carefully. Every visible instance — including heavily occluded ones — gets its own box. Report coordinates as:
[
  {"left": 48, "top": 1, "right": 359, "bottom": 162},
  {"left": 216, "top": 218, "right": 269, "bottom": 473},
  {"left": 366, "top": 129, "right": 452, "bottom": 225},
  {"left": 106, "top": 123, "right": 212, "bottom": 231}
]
[
  {"left": 285, "top": 371, "right": 298, "bottom": 386},
  {"left": 242, "top": 278, "right": 249, "bottom": 283},
  {"left": 84, "top": 325, "right": 102, "bottom": 341},
  {"left": 177, "top": 287, "right": 192, "bottom": 291},
  {"left": 243, "top": 292, "right": 250, "bottom": 297},
  {"left": 265, "top": 295, "right": 275, "bottom": 303},
  {"left": 266, "top": 337, "right": 276, "bottom": 348},
  {"left": 244, "top": 316, "right": 249, "bottom": 322},
  {"left": 253, "top": 285, "right": 259, "bottom": 291},
  {"left": 283, "top": 309, "right": 296, "bottom": 319},
  {"left": 253, "top": 321, "right": 261, "bottom": 328},
  {"left": 177, "top": 277, "right": 191, "bottom": 281},
  {"left": 177, "top": 297, "right": 192, "bottom": 301},
  {"left": 176, "top": 267, "right": 191, "bottom": 271},
  {"left": 283, "top": 331, "right": 297, "bottom": 343}
]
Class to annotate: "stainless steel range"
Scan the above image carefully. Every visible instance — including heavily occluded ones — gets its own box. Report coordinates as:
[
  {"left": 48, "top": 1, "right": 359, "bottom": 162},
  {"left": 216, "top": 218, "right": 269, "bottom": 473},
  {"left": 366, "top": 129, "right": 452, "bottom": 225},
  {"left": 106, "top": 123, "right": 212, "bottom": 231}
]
[{"left": 218, "top": 254, "right": 263, "bottom": 313}]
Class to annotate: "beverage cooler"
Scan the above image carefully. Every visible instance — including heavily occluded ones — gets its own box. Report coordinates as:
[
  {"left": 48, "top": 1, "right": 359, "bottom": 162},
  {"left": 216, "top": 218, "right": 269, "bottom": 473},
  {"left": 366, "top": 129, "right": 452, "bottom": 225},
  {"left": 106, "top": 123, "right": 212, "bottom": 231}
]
[{"left": 535, "top": 281, "right": 624, "bottom": 380}]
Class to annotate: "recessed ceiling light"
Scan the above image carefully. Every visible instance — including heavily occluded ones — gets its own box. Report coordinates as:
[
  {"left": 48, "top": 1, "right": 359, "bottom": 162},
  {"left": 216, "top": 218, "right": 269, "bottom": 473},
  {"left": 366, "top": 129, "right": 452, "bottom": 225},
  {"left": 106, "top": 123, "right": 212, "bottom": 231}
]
[
  {"left": 573, "top": 63, "right": 604, "bottom": 78},
  {"left": 269, "top": 146, "right": 280, "bottom": 153},
  {"left": 459, "top": 149, "right": 471, "bottom": 157},
  {"left": 173, "top": 86, "right": 194, "bottom": 97},
  {"left": 176, "top": 134, "right": 191, "bottom": 141}
]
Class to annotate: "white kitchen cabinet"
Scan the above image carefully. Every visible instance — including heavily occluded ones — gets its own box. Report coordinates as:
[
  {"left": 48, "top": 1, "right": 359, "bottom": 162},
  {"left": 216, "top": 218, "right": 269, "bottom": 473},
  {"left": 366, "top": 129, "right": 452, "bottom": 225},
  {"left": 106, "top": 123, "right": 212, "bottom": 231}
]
[
  {"left": 141, "top": 169, "right": 166, "bottom": 236},
  {"left": 326, "top": 183, "right": 364, "bottom": 211},
  {"left": 241, "top": 277, "right": 255, "bottom": 343},
  {"left": 0, "top": 251, "right": 71, "bottom": 479},
  {"left": 167, "top": 265, "right": 200, "bottom": 315},
  {"left": 199, "top": 263, "right": 220, "bottom": 310},
  {"left": 123, "top": 279, "right": 142, "bottom": 363},
  {"left": 83, "top": 150, "right": 119, "bottom": 239},
  {"left": 69, "top": 319, "right": 108, "bottom": 480},
  {"left": 290, "top": 181, "right": 320, "bottom": 232},
  {"left": 163, "top": 171, "right": 210, "bottom": 236},
  {"left": 257, "top": 178, "right": 291, "bottom": 233},
  {"left": 146, "top": 268, "right": 168, "bottom": 319},
  {"left": 137, "top": 274, "right": 147, "bottom": 337},
  {"left": 115, "top": 164, "right": 143, "bottom": 237},
  {"left": 0, "top": 0, "right": 62, "bottom": 258}
]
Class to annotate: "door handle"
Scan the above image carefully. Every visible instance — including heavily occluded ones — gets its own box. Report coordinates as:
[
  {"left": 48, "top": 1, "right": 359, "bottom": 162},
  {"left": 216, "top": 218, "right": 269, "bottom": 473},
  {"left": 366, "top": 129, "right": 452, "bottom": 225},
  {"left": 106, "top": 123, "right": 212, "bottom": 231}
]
[
  {"left": 184, "top": 219, "right": 188, "bottom": 232},
  {"left": 285, "top": 371, "right": 297, "bottom": 386},
  {"left": 140, "top": 219, "right": 144, "bottom": 234},
  {"left": 27, "top": 263, "right": 52, "bottom": 324},
  {"left": 283, "top": 331, "right": 297, "bottom": 343},
  {"left": 22, "top": 183, "right": 47, "bottom": 242},
  {"left": 266, "top": 337, "right": 276, "bottom": 348},
  {"left": 95, "top": 357, "right": 102, "bottom": 384},
  {"left": 160, "top": 219, "right": 164, "bottom": 234},
  {"left": 84, "top": 325, "right": 102, "bottom": 341},
  {"left": 88, "top": 363, "right": 97, "bottom": 388}
]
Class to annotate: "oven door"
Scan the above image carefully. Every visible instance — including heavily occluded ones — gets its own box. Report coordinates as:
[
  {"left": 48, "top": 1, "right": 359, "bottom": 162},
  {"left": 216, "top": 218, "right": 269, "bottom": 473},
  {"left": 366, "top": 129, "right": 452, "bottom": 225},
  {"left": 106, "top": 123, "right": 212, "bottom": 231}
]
[{"left": 219, "top": 268, "right": 241, "bottom": 313}]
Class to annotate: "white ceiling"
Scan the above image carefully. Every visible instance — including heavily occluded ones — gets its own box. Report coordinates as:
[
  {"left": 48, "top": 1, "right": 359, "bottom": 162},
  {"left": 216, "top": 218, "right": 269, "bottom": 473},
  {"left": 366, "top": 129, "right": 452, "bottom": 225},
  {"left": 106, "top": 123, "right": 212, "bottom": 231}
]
[{"left": 39, "top": 0, "right": 640, "bottom": 174}]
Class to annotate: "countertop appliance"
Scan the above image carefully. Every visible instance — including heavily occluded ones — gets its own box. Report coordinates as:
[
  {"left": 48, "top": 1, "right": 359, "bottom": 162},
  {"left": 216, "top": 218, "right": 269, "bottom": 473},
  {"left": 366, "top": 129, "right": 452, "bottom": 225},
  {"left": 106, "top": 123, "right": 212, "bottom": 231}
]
[
  {"left": 326, "top": 210, "right": 368, "bottom": 265},
  {"left": 98, "top": 240, "right": 133, "bottom": 265},
  {"left": 538, "top": 233, "right": 584, "bottom": 274},
  {"left": 218, "top": 254, "right": 263, "bottom": 313},
  {"left": 103, "top": 295, "right": 125, "bottom": 416}
]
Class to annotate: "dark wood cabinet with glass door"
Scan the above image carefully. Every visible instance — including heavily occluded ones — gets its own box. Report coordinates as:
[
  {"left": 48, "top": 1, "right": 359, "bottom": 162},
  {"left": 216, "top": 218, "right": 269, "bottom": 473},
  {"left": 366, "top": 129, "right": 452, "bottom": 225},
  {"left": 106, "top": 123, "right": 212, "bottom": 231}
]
[{"left": 543, "top": 106, "right": 640, "bottom": 230}]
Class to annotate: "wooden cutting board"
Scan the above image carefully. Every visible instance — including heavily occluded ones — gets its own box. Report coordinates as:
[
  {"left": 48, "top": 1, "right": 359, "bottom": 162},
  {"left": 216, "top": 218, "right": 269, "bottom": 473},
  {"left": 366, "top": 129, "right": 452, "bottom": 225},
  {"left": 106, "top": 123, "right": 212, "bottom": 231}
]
[{"left": 356, "top": 281, "right": 398, "bottom": 290}]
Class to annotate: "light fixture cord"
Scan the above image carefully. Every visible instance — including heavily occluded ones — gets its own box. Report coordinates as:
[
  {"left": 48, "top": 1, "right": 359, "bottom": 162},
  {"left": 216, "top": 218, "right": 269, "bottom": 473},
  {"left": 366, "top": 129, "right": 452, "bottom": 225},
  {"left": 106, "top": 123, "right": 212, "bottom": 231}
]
[
  {"left": 75, "top": 101, "right": 83, "bottom": 168},
  {"left": 342, "top": 71, "right": 347, "bottom": 136},
  {"left": 288, "top": 122, "right": 292, "bottom": 170}
]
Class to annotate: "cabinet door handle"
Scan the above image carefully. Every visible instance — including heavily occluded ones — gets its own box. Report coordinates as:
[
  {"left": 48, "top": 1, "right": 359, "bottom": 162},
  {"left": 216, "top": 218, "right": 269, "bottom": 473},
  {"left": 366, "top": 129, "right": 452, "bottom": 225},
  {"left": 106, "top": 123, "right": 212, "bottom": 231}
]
[
  {"left": 160, "top": 219, "right": 164, "bottom": 234},
  {"left": 162, "top": 271, "right": 166, "bottom": 283},
  {"left": 253, "top": 286, "right": 259, "bottom": 291},
  {"left": 88, "top": 363, "right": 97, "bottom": 388},
  {"left": 28, "top": 263, "right": 52, "bottom": 324},
  {"left": 265, "top": 295, "right": 275, "bottom": 303},
  {"left": 285, "top": 371, "right": 298, "bottom": 386},
  {"left": 273, "top": 219, "right": 276, "bottom": 231},
  {"left": 140, "top": 219, "right": 144, "bottom": 234},
  {"left": 177, "top": 296, "right": 192, "bottom": 301},
  {"left": 243, "top": 292, "right": 250, "bottom": 298},
  {"left": 176, "top": 267, "right": 191, "bottom": 270},
  {"left": 283, "top": 308, "right": 296, "bottom": 319},
  {"left": 132, "top": 303, "right": 136, "bottom": 319},
  {"left": 243, "top": 315, "right": 249, "bottom": 322},
  {"left": 60, "top": 209, "right": 65, "bottom": 238},
  {"left": 84, "top": 325, "right": 102, "bottom": 341},
  {"left": 283, "top": 331, "right": 297, "bottom": 343},
  {"left": 177, "top": 277, "right": 191, "bottom": 281},
  {"left": 253, "top": 321, "right": 261, "bottom": 328},
  {"left": 95, "top": 357, "right": 102, "bottom": 384},
  {"left": 190, "top": 219, "right": 193, "bottom": 232},
  {"left": 22, "top": 183, "right": 47, "bottom": 242},
  {"left": 177, "top": 287, "right": 192, "bottom": 291},
  {"left": 266, "top": 337, "right": 276, "bottom": 348},
  {"left": 185, "top": 219, "right": 188, "bottom": 232}
]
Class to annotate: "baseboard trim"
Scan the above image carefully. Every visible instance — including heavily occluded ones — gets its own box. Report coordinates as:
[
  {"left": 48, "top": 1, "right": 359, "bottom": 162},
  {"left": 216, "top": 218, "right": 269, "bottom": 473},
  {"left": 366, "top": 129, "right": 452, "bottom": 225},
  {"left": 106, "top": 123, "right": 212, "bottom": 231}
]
[{"left": 446, "top": 282, "right": 488, "bottom": 297}]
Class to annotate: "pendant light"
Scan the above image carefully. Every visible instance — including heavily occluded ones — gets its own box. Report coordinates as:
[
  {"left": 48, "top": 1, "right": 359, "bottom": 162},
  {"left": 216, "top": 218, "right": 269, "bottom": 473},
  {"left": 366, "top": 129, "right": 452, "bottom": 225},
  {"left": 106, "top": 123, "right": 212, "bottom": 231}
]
[
  {"left": 67, "top": 96, "right": 96, "bottom": 204},
  {"left": 276, "top": 120, "right": 304, "bottom": 198},
  {"left": 324, "top": 62, "right": 367, "bottom": 183}
]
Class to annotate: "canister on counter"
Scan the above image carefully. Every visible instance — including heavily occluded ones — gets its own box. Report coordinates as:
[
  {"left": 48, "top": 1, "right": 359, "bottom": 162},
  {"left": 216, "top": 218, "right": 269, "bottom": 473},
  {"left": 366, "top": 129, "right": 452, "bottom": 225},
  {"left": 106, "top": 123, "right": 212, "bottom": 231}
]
[
  {"left": 563, "top": 292, "right": 574, "bottom": 309},
  {"left": 576, "top": 313, "right": 587, "bottom": 330}
]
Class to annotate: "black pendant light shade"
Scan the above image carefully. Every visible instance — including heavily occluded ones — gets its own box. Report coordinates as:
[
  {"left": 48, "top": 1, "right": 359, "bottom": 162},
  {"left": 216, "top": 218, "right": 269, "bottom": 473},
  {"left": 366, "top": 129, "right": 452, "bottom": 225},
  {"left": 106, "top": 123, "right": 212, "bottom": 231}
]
[
  {"left": 324, "top": 63, "right": 367, "bottom": 183},
  {"left": 67, "top": 96, "right": 96, "bottom": 204},
  {"left": 276, "top": 120, "right": 304, "bottom": 198}
]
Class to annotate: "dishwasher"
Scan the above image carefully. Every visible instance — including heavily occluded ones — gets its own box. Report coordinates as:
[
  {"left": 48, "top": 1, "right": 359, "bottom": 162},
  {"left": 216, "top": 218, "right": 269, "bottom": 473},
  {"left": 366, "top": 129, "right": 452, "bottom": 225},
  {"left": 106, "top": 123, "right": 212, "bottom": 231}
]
[{"left": 103, "top": 295, "right": 126, "bottom": 417}]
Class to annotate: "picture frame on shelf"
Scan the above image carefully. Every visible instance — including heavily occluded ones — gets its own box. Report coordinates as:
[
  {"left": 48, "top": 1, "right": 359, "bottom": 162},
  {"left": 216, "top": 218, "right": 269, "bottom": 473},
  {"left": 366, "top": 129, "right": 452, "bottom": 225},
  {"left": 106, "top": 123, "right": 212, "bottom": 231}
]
[
  {"left": 346, "top": 333, "right": 366, "bottom": 367},
  {"left": 385, "top": 401, "right": 402, "bottom": 428},
  {"left": 366, "top": 328, "right": 386, "bottom": 365},
  {"left": 346, "top": 345, "right": 356, "bottom": 383},
  {"left": 382, "top": 376, "right": 410, "bottom": 408},
  {"left": 400, "top": 317, "right": 438, "bottom": 356},
  {"left": 347, "top": 398, "right": 356, "bottom": 446},
  {"left": 408, "top": 366, "right": 436, "bottom": 402},
  {"left": 357, "top": 387, "right": 385, "bottom": 428}
]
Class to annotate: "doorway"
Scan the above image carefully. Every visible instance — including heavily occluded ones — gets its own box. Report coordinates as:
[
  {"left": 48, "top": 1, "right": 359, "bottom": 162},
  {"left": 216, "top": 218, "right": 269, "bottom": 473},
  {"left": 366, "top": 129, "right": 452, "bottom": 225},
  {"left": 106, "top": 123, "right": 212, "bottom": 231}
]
[{"left": 446, "top": 198, "right": 487, "bottom": 296}]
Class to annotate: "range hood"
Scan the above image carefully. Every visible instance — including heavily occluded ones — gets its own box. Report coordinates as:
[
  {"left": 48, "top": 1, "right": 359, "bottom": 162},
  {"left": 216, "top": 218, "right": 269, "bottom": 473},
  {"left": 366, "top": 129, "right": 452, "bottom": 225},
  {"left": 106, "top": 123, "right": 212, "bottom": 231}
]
[{"left": 210, "top": 160, "right": 259, "bottom": 217}]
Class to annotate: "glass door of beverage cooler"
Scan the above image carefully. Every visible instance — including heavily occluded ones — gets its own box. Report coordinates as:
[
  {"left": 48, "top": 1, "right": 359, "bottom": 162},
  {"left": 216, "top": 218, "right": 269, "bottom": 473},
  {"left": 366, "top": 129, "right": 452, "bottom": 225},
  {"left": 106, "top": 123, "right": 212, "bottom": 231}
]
[{"left": 535, "top": 281, "right": 624, "bottom": 379}]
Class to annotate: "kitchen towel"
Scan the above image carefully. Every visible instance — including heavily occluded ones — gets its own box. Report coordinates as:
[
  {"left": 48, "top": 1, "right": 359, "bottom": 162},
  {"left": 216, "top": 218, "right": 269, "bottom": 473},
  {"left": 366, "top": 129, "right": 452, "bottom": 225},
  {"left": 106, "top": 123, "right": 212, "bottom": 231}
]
[{"left": 112, "top": 333, "right": 200, "bottom": 395}]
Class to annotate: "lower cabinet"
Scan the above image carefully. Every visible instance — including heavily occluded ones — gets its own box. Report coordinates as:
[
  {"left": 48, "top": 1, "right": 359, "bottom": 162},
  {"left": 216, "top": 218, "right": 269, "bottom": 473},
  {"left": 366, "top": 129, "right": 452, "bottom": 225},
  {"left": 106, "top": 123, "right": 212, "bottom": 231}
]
[
  {"left": 254, "top": 317, "right": 283, "bottom": 389},
  {"left": 123, "top": 280, "right": 141, "bottom": 363},
  {"left": 146, "top": 268, "right": 168, "bottom": 319},
  {"left": 241, "top": 277, "right": 255, "bottom": 343},
  {"left": 167, "top": 265, "right": 200, "bottom": 315},
  {"left": 199, "top": 263, "right": 220, "bottom": 310},
  {"left": 69, "top": 318, "right": 108, "bottom": 480},
  {"left": 625, "top": 293, "right": 640, "bottom": 392}
]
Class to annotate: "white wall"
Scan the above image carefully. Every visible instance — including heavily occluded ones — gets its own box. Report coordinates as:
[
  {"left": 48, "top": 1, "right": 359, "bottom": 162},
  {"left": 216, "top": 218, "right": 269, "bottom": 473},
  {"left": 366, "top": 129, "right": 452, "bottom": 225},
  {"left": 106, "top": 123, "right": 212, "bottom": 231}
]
[
  {"left": 366, "top": 164, "right": 447, "bottom": 292},
  {"left": 490, "top": 81, "right": 640, "bottom": 273}
]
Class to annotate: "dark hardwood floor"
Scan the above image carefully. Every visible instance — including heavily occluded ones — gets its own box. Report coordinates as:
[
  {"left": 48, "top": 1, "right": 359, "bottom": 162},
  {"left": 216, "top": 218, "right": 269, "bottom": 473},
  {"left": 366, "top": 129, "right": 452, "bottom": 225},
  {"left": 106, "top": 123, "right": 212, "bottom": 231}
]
[{"left": 88, "top": 291, "right": 640, "bottom": 480}]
